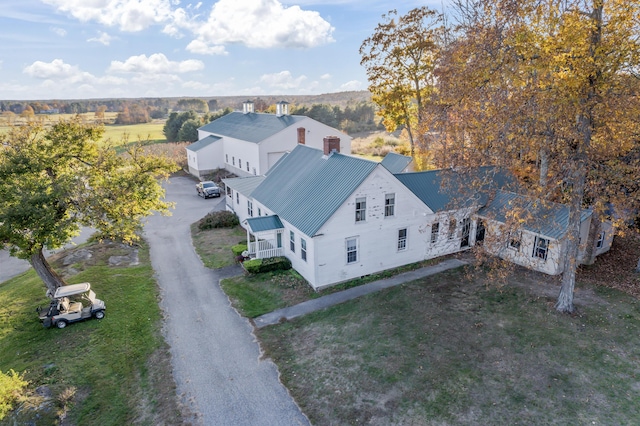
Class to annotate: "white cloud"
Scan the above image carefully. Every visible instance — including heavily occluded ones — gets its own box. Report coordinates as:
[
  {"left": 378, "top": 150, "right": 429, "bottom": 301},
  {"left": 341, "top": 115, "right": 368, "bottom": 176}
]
[
  {"left": 339, "top": 80, "right": 363, "bottom": 91},
  {"left": 23, "top": 59, "right": 80, "bottom": 79},
  {"left": 185, "top": 39, "right": 227, "bottom": 56},
  {"left": 259, "top": 70, "right": 307, "bottom": 90},
  {"left": 41, "top": 0, "right": 179, "bottom": 32},
  {"left": 87, "top": 31, "right": 114, "bottom": 45},
  {"left": 50, "top": 27, "right": 67, "bottom": 37},
  {"left": 320, "top": 73, "right": 331, "bottom": 80},
  {"left": 108, "top": 53, "right": 204, "bottom": 74},
  {"left": 188, "top": 0, "right": 334, "bottom": 55}
]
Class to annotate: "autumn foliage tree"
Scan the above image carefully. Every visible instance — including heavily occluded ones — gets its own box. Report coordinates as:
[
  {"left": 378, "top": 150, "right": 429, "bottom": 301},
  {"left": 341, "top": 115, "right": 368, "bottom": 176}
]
[
  {"left": 360, "top": 7, "right": 444, "bottom": 157},
  {"left": 0, "top": 118, "right": 178, "bottom": 295},
  {"left": 428, "top": 0, "right": 640, "bottom": 312}
]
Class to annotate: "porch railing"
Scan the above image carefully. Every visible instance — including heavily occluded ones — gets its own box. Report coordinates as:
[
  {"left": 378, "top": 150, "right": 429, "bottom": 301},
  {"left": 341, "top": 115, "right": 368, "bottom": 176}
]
[{"left": 248, "top": 240, "right": 284, "bottom": 259}]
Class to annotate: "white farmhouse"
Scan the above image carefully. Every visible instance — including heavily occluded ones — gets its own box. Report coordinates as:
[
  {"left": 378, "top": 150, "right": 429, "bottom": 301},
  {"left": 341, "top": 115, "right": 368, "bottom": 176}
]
[
  {"left": 186, "top": 101, "right": 352, "bottom": 178},
  {"left": 222, "top": 140, "right": 613, "bottom": 290}
]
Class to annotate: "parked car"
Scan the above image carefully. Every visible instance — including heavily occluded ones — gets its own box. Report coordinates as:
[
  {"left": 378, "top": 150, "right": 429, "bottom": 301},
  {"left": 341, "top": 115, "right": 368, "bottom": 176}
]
[
  {"left": 196, "top": 181, "right": 221, "bottom": 198},
  {"left": 37, "top": 283, "right": 106, "bottom": 329}
]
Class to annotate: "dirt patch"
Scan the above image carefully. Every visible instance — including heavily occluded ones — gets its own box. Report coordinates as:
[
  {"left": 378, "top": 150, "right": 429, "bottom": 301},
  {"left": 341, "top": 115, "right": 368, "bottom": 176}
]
[{"left": 50, "top": 240, "right": 140, "bottom": 278}]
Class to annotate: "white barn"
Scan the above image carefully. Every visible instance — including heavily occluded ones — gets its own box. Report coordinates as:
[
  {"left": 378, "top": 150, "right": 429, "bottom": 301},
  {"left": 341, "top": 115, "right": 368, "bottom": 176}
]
[{"left": 186, "top": 101, "right": 352, "bottom": 178}]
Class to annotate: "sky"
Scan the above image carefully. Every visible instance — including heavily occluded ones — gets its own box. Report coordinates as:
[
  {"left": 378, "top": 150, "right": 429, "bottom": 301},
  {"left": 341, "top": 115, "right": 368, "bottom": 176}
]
[{"left": 0, "top": 0, "right": 448, "bottom": 101}]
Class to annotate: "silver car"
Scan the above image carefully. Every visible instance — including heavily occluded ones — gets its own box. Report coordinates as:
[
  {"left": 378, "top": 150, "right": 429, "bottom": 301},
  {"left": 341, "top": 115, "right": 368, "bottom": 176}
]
[{"left": 196, "top": 181, "right": 221, "bottom": 198}]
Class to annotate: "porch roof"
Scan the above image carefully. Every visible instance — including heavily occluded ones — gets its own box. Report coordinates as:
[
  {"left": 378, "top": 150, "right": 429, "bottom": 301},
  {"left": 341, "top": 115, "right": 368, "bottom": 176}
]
[{"left": 246, "top": 215, "right": 284, "bottom": 233}]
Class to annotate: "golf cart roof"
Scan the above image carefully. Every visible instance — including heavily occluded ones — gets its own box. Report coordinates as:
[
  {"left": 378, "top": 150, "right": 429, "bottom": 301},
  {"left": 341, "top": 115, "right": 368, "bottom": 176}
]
[{"left": 53, "top": 283, "right": 91, "bottom": 298}]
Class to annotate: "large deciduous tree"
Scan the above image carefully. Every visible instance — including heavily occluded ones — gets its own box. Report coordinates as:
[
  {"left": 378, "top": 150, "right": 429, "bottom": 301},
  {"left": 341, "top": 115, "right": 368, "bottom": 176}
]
[
  {"left": 431, "top": 0, "right": 640, "bottom": 312},
  {"left": 360, "top": 7, "right": 444, "bottom": 158},
  {"left": 0, "top": 118, "right": 178, "bottom": 295}
]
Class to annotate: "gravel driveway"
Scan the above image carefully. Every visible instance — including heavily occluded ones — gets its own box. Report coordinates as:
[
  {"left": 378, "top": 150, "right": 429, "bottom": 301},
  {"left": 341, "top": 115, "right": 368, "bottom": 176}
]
[{"left": 143, "top": 176, "right": 309, "bottom": 426}]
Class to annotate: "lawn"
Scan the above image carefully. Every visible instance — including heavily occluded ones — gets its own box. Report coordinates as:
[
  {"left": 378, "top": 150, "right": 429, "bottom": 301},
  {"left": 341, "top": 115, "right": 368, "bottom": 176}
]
[
  {"left": 257, "top": 267, "right": 640, "bottom": 425},
  {"left": 0, "top": 241, "right": 182, "bottom": 425},
  {"left": 190, "top": 224, "right": 247, "bottom": 269}
]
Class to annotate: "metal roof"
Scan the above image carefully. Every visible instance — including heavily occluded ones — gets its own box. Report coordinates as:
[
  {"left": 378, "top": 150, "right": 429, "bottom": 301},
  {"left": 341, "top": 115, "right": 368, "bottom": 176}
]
[
  {"left": 185, "top": 135, "right": 221, "bottom": 152},
  {"left": 222, "top": 176, "right": 265, "bottom": 198},
  {"left": 246, "top": 215, "right": 284, "bottom": 233},
  {"left": 478, "top": 190, "right": 593, "bottom": 240},
  {"left": 251, "top": 145, "right": 378, "bottom": 237},
  {"left": 395, "top": 166, "right": 510, "bottom": 212},
  {"left": 198, "top": 111, "right": 306, "bottom": 143},
  {"left": 380, "top": 152, "right": 412, "bottom": 174}
]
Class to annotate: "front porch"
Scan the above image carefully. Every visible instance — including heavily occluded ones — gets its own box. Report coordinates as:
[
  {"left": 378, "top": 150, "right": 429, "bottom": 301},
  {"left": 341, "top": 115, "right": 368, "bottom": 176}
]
[{"left": 245, "top": 216, "right": 285, "bottom": 259}]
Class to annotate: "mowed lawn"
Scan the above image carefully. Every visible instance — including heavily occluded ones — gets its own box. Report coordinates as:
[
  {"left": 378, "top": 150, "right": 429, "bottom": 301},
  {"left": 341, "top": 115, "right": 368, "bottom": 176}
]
[{"left": 257, "top": 267, "right": 640, "bottom": 425}]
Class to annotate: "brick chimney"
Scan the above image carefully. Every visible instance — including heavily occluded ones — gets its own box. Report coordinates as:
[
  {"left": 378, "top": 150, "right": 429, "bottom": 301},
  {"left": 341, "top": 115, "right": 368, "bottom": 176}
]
[
  {"left": 323, "top": 136, "right": 340, "bottom": 156},
  {"left": 297, "top": 127, "right": 306, "bottom": 145}
]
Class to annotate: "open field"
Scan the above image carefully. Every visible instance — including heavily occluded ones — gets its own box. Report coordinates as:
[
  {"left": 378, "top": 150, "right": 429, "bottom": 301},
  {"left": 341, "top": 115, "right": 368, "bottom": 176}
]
[
  {"left": 0, "top": 241, "right": 182, "bottom": 424},
  {"left": 0, "top": 113, "right": 166, "bottom": 146}
]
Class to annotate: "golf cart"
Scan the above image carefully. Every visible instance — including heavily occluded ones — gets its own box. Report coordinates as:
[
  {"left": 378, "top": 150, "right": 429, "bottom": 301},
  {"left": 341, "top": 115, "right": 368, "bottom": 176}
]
[{"left": 37, "top": 283, "right": 106, "bottom": 329}]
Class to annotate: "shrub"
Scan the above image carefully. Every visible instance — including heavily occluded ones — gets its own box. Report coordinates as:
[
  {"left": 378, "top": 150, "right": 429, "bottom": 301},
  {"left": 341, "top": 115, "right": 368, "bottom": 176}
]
[
  {"left": 232, "top": 243, "right": 248, "bottom": 256},
  {"left": 243, "top": 256, "right": 292, "bottom": 274},
  {"left": 198, "top": 211, "right": 239, "bottom": 230},
  {"left": 0, "top": 370, "right": 28, "bottom": 420}
]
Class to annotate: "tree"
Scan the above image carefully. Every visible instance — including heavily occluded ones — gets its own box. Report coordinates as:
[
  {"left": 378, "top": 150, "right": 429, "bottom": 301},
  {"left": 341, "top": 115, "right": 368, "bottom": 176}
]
[
  {"left": 0, "top": 118, "right": 178, "bottom": 294},
  {"left": 360, "top": 7, "right": 444, "bottom": 157},
  {"left": 178, "top": 119, "right": 200, "bottom": 142},
  {"left": 432, "top": 0, "right": 640, "bottom": 312},
  {"left": 163, "top": 111, "right": 199, "bottom": 142}
]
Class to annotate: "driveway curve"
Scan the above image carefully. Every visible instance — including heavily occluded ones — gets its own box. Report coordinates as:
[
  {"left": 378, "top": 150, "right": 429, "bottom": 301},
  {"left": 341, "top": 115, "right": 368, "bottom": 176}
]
[{"left": 144, "top": 176, "right": 309, "bottom": 426}]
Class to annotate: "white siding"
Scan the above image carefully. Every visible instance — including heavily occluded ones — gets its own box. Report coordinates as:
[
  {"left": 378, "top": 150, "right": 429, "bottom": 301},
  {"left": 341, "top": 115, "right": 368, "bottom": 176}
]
[{"left": 186, "top": 140, "right": 223, "bottom": 177}]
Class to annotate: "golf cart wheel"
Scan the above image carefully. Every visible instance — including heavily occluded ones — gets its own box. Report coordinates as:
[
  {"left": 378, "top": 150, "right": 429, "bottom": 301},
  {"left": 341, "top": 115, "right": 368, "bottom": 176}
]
[
  {"left": 94, "top": 310, "right": 105, "bottom": 319},
  {"left": 56, "top": 320, "right": 68, "bottom": 329},
  {"left": 43, "top": 318, "right": 52, "bottom": 328}
]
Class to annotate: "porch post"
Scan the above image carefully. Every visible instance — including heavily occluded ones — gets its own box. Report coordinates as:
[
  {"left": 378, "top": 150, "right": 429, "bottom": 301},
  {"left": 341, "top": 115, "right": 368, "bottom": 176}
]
[{"left": 246, "top": 227, "right": 251, "bottom": 253}]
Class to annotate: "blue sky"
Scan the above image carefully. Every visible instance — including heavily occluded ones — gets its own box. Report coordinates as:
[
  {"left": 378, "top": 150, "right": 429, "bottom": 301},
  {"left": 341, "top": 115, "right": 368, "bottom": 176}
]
[{"left": 0, "top": 0, "right": 447, "bottom": 100}]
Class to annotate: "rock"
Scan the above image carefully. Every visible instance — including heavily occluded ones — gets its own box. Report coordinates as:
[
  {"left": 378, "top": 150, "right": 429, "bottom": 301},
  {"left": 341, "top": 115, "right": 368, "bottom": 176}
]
[{"left": 62, "top": 249, "right": 92, "bottom": 266}]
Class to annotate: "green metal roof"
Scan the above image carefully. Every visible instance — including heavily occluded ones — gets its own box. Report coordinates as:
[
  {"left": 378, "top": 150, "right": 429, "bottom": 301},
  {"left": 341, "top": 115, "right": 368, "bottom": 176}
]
[
  {"left": 198, "top": 112, "right": 306, "bottom": 143},
  {"left": 246, "top": 215, "right": 284, "bottom": 233},
  {"left": 251, "top": 145, "right": 378, "bottom": 237},
  {"left": 478, "top": 190, "right": 593, "bottom": 240},
  {"left": 380, "top": 152, "right": 412, "bottom": 174},
  {"left": 186, "top": 135, "right": 221, "bottom": 152},
  {"left": 395, "top": 167, "right": 512, "bottom": 212},
  {"left": 222, "top": 176, "right": 265, "bottom": 198}
]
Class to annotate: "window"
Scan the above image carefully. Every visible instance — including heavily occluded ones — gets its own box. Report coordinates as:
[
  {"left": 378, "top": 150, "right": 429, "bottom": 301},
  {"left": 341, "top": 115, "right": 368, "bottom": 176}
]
[
  {"left": 533, "top": 236, "right": 549, "bottom": 260},
  {"left": 346, "top": 238, "right": 358, "bottom": 264},
  {"left": 246, "top": 161, "right": 250, "bottom": 172},
  {"left": 258, "top": 208, "right": 261, "bottom": 216},
  {"left": 232, "top": 156, "right": 235, "bottom": 166},
  {"left": 385, "top": 193, "right": 395, "bottom": 217},
  {"left": 247, "top": 200, "right": 253, "bottom": 217},
  {"left": 290, "top": 231, "right": 295, "bottom": 253},
  {"left": 355, "top": 197, "right": 366, "bottom": 222},
  {"left": 448, "top": 217, "right": 456, "bottom": 239},
  {"left": 225, "top": 154, "right": 228, "bottom": 163},
  {"left": 227, "top": 187, "right": 232, "bottom": 197},
  {"left": 301, "top": 238, "right": 307, "bottom": 261},
  {"left": 253, "top": 167, "right": 257, "bottom": 175},
  {"left": 239, "top": 159, "right": 242, "bottom": 169},
  {"left": 509, "top": 232, "right": 522, "bottom": 251},
  {"left": 397, "top": 228, "right": 407, "bottom": 251},
  {"left": 596, "top": 231, "right": 605, "bottom": 249},
  {"left": 236, "top": 192, "right": 239, "bottom": 204},
  {"left": 431, "top": 222, "right": 439, "bottom": 243}
]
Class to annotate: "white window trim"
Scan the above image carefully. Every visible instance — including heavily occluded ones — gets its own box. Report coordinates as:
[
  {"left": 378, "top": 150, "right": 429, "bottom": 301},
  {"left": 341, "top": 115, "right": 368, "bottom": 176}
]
[
  {"left": 346, "top": 237, "right": 358, "bottom": 264},
  {"left": 509, "top": 231, "right": 522, "bottom": 251},
  {"left": 596, "top": 231, "right": 605, "bottom": 249},
  {"left": 355, "top": 197, "right": 366, "bottom": 223},
  {"left": 397, "top": 228, "right": 407, "bottom": 251},
  {"left": 385, "top": 193, "right": 395, "bottom": 217},
  {"left": 533, "top": 236, "right": 549, "bottom": 261},
  {"left": 290, "top": 231, "right": 295, "bottom": 253},
  {"left": 301, "top": 238, "right": 307, "bottom": 262}
]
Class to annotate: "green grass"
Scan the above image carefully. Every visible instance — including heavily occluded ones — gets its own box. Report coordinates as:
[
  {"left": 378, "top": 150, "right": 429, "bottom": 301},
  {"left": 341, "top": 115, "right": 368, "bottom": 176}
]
[
  {"left": 0, "top": 242, "right": 180, "bottom": 424},
  {"left": 190, "top": 224, "right": 247, "bottom": 269},
  {"left": 257, "top": 268, "right": 640, "bottom": 425},
  {"left": 102, "top": 122, "right": 166, "bottom": 145}
]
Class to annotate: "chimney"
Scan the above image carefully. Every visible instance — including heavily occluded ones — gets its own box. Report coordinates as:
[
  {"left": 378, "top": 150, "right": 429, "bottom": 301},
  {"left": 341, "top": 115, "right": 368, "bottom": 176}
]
[
  {"left": 297, "top": 127, "right": 306, "bottom": 145},
  {"left": 323, "top": 136, "right": 341, "bottom": 156},
  {"left": 276, "top": 101, "right": 289, "bottom": 117},
  {"left": 243, "top": 100, "right": 254, "bottom": 114}
]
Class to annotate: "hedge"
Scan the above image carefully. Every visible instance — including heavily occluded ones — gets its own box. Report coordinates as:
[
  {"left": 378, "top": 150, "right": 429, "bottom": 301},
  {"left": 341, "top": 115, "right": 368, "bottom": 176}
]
[
  {"left": 243, "top": 256, "right": 292, "bottom": 274},
  {"left": 232, "top": 244, "right": 248, "bottom": 256},
  {"left": 198, "top": 211, "right": 240, "bottom": 230}
]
